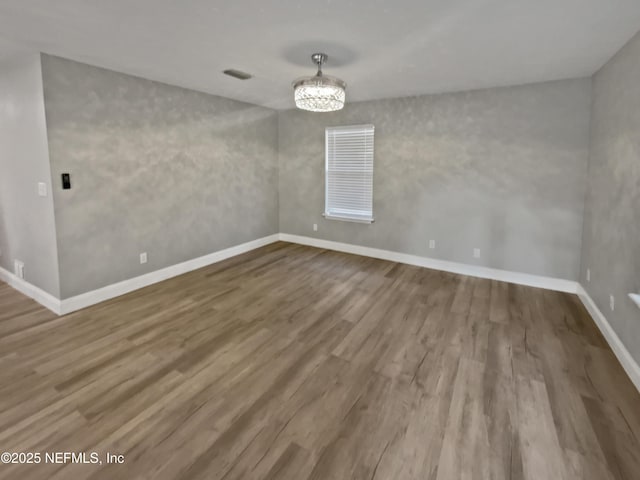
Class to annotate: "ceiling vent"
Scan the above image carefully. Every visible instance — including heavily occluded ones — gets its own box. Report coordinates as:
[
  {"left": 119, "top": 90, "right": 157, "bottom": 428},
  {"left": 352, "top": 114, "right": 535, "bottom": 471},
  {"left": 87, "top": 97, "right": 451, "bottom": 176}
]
[{"left": 223, "top": 69, "right": 252, "bottom": 80}]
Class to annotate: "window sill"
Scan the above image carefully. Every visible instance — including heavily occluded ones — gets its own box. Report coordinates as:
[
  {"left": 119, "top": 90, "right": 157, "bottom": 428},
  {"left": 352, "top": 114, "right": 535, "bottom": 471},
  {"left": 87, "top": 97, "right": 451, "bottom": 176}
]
[{"left": 323, "top": 213, "right": 374, "bottom": 224}]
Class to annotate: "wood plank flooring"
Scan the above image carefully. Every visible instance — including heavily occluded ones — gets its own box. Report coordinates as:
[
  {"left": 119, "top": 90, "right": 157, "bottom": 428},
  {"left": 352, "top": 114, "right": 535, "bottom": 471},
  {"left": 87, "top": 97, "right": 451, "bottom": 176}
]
[{"left": 0, "top": 241, "right": 638, "bottom": 479}]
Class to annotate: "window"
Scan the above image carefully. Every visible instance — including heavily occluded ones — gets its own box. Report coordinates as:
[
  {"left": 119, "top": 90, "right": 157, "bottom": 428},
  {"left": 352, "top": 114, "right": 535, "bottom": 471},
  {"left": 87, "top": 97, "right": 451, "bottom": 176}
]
[{"left": 324, "top": 124, "right": 375, "bottom": 223}]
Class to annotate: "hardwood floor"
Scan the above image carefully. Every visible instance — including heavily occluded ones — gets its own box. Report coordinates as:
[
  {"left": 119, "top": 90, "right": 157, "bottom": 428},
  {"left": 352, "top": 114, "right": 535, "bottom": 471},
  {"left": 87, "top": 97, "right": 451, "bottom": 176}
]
[{"left": 0, "top": 241, "right": 638, "bottom": 479}]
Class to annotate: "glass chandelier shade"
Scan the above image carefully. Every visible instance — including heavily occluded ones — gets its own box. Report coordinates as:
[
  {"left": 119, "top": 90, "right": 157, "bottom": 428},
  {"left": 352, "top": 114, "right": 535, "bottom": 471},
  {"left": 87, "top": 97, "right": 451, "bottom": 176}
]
[{"left": 293, "top": 53, "right": 346, "bottom": 112}]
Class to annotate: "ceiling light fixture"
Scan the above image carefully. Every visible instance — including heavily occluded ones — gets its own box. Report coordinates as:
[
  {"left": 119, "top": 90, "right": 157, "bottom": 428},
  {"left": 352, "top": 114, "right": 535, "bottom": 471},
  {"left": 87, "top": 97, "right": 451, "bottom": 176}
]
[{"left": 293, "top": 53, "right": 346, "bottom": 112}]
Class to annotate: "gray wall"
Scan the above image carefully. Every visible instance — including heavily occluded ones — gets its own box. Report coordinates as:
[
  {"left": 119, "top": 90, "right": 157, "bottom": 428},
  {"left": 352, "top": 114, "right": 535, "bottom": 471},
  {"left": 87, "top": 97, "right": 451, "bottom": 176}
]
[
  {"left": 0, "top": 54, "right": 60, "bottom": 297},
  {"left": 279, "top": 79, "right": 592, "bottom": 280},
  {"left": 581, "top": 31, "right": 640, "bottom": 362},
  {"left": 41, "top": 55, "right": 279, "bottom": 299}
]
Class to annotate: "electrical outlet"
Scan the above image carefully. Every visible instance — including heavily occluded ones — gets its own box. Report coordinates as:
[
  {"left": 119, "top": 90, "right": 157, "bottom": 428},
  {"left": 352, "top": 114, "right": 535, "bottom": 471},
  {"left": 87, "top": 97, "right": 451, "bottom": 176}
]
[
  {"left": 14, "top": 260, "right": 24, "bottom": 279},
  {"left": 38, "top": 182, "right": 47, "bottom": 197},
  {"left": 586, "top": 268, "right": 590, "bottom": 282},
  {"left": 473, "top": 248, "right": 481, "bottom": 258},
  {"left": 429, "top": 240, "right": 436, "bottom": 249},
  {"left": 609, "top": 294, "right": 615, "bottom": 311},
  {"left": 140, "top": 252, "right": 147, "bottom": 264},
  {"left": 313, "top": 223, "right": 318, "bottom": 232}
]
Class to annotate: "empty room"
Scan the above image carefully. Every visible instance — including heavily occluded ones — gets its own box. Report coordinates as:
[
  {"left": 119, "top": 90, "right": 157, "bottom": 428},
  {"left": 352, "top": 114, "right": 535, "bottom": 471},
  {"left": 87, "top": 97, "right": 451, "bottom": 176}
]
[{"left": 1, "top": 1, "right": 639, "bottom": 479}]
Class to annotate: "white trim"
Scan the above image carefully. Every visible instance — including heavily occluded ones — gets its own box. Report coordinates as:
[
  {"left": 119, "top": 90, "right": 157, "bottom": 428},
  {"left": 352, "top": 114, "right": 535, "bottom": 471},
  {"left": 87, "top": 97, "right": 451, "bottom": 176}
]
[
  {"left": 279, "top": 233, "right": 579, "bottom": 293},
  {"left": 0, "top": 267, "right": 62, "bottom": 314},
  {"left": 58, "top": 234, "right": 279, "bottom": 315},
  {"left": 3, "top": 231, "right": 638, "bottom": 393},
  {"left": 1, "top": 234, "right": 279, "bottom": 316},
  {"left": 280, "top": 233, "right": 640, "bottom": 393},
  {"left": 322, "top": 213, "right": 374, "bottom": 224},
  {"left": 577, "top": 285, "right": 640, "bottom": 393}
]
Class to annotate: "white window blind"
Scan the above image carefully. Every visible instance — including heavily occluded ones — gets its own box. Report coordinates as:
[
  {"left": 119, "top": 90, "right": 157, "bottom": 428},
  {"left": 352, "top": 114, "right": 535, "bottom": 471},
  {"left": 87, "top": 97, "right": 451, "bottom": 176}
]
[{"left": 325, "top": 124, "right": 375, "bottom": 223}]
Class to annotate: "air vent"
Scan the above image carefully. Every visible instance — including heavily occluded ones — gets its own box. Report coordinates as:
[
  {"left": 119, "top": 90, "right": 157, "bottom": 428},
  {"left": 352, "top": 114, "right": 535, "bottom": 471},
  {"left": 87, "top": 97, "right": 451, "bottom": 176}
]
[{"left": 223, "top": 69, "right": 252, "bottom": 80}]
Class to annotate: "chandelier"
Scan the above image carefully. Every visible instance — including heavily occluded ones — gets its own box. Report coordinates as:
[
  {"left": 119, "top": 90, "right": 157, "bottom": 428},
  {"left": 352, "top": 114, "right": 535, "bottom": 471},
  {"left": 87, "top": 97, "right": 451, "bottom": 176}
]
[{"left": 293, "top": 53, "right": 346, "bottom": 112}]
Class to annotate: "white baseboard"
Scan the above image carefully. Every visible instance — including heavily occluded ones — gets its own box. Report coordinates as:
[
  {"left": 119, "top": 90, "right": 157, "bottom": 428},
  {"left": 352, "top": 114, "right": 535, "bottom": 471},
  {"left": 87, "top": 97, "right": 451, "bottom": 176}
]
[
  {"left": 577, "top": 285, "right": 640, "bottom": 393},
  {"left": 0, "top": 267, "right": 62, "bottom": 315},
  {"left": 2, "top": 233, "right": 576, "bottom": 316},
  {"left": 281, "top": 233, "right": 640, "bottom": 393},
  {"left": 279, "top": 233, "right": 579, "bottom": 293},
  {"left": 58, "top": 234, "right": 280, "bottom": 315},
  {"left": 3, "top": 231, "right": 638, "bottom": 393},
  {"left": 0, "top": 234, "right": 279, "bottom": 316}
]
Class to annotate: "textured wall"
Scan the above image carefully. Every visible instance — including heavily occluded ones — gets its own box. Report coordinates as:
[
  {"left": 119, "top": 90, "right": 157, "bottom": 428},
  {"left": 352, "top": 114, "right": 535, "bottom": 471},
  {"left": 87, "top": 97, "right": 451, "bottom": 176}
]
[
  {"left": 279, "top": 79, "right": 592, "bottom": 280},
  {"left": 0, "top": 54, "right": 60, "bottom": 297},
  {"left": 41, "top": 54, "right": 279, "bottom": 299},
  {"left": 581, "top": 31, "right": 640, "bottom": 362}
]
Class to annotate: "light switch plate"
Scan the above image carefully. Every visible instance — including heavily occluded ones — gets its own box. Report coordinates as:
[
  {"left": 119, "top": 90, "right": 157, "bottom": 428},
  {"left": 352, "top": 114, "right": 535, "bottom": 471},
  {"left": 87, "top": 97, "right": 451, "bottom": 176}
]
[{"left": 38, "top": 182, "right": 47, "bottom": 197}]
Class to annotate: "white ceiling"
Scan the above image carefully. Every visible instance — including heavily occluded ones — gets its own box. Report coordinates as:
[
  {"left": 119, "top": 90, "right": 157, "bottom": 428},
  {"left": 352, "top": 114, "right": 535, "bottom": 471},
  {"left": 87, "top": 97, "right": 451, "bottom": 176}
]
[{"left": 0, "top": 0, "right": 639, "bottom": 110}]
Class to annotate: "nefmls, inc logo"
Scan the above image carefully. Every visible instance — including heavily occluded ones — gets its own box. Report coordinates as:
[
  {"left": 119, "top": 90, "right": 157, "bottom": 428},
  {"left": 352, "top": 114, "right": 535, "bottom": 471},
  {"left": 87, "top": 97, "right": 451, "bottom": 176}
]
[{"left": 46, "top": 452, "right": 100, "bottom": 464}]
